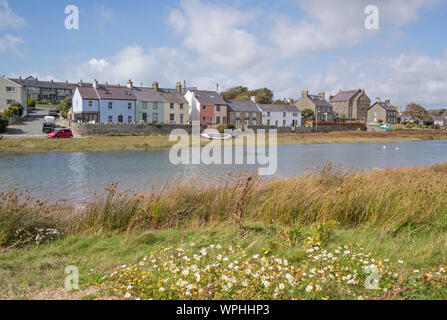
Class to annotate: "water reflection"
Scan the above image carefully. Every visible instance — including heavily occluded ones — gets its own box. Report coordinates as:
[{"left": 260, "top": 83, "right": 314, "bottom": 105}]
[{"left": 0, "top": 140, "right": 447, "bottom": 202}]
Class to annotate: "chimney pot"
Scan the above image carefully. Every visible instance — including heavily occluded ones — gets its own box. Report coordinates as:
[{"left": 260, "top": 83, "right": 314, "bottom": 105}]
[
  {"left": 127, "top": 79, "right": 133, "bottom": 89},
  {"left": 385, "top": 98, "right": 391, "bottom": 105},
  {"left": 289, "top": 98, "right": 294, "bottom": 104},
  {"left": 152, "top": 81, "right": 159, "bottom": 92},
  {"left": 176, "top": 81, "right": 182, "bottom": 92},
  {"left": 250, "top": 96, "right": 257, "bottom": 103},
  {"left": 93, "top": 79, "right": 98, "bottom": 89}
]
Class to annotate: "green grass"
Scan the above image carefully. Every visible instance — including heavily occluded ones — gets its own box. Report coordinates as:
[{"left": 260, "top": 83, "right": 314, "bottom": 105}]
[
  {"left": 1, "top": 163, "right": 447, "bottom": 299},
  {"left": 1, "top": 130, "right": 447, "bottom": 154}
]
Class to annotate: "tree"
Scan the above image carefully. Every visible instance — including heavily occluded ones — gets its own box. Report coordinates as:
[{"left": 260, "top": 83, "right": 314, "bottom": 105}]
[
  {"left": 403, "top": 103, "right": 428, "bottom": 121},
  {"left": 273, "top": 100, "right": 290, "bottom": 105},
  {"left": 0, "top": 113, "right": 8, "bottom": 133},
  {"left": 59, "top": 96, "right": 72, "bottom": 119},
  {"left": 27, "top": 98, "right": 36, "bottom": 109},
  {"left": 302, "top": 109, "right": 314, "bottom": 121},
  {"left": 221, "top": 86, "right": 274, "bottom": 104},
  {"left": 9, "top": 102, "right": 24, "bottom": 116}
]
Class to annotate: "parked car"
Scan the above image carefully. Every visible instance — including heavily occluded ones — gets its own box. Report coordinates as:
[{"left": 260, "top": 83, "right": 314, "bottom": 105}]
[
  {"left": 44, "top": 116, "right": 55, "bottom": 123},
  {"left": 51, "top": 107, "right": 60, "bottom": 114},
  {"left": 42, "top": 122, "right": 55, "bottom": 133},
  {"left": 48, "top": 109, "right": 58, "bottom": 117},
  {"left": 48, "top": 128, "right": 73, "bottom": 139}
]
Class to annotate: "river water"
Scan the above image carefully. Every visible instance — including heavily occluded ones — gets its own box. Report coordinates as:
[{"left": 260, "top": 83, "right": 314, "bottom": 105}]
[{"left": 1, "top": 140, "right": 446, "bottom": 202}]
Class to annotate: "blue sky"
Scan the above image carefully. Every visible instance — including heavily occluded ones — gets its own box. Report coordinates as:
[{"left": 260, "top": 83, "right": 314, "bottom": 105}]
[{"left": 1, "top": 0, "right": 447, "bottom": 109}]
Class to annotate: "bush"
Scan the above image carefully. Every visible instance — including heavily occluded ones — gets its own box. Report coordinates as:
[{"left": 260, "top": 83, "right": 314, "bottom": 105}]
[
  {"left": 217, "top": 124, "right": 235, "bottom": 133},
  {"left": 27, "top": 98, "right": 36, "bottom": 109},
  {"left": 0, "top": 113, "right": 8, "bottom": 133},
  {"left": 8, "top": 103, "right": 24, "bottom": 116}
]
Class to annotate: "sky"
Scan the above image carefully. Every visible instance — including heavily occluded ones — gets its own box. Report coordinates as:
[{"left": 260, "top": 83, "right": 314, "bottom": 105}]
[{"left": 1, "top": 0, "right": 447, "bottom": 109}]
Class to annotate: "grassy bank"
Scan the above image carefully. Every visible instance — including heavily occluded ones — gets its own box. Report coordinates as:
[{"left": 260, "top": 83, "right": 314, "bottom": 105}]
[
  {"left": 1, "top": 163, "right": 447, "bottom": 299},
  {"left": 1, "top": 130, "right": 447, "bottom": 154}
]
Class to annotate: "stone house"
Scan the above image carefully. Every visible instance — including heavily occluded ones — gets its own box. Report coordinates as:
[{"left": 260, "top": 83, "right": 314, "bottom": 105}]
[
  {"left": 294, "top": 89, "right": 335, "bottom": 121},
  {"left": 367, "top": 98, "right": 397, "bottom": 124},
  {"left": 329, "top": 89, "right": 371, "bottom": 121},
  {"left": 226, "top": 98, "right": 262, "bottom": 127}
]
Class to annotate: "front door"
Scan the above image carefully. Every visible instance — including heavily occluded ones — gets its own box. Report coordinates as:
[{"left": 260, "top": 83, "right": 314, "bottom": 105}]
[
  {"left": 118, "top": 115, "right": 123, "bottom": 123},
  {"left": 180, "top": 114, "right": 184, "bottom": 124}
]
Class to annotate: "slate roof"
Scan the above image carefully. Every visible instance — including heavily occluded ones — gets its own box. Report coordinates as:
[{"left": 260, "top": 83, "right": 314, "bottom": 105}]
[
  {"left": 94, "top": 85, "right": 137, "bottom": 100},
  {"left": 9, "top": 77, "right": 76, "bottom": 90},
  {"left": 330, "top": 90, "right": 359, "bottom": 102},
  {"left": 192, "top": 90, "right": 227, "bottom": 105},
  {"left": 371, "top": 101, "right": 395, "bottom": 111},
  {"left": 133, "top": 87, "right": 187, "bottom": 104},
  {"left": 77, "top": 86, "right": 99, "bottom": 100},
  {"left": 257, "top": 104, "right": 300, "bottom": 113},
  {"left": 226, "top": 100, "right": 260, "bottom": 112},
  {"left": 432, "top": 116, "right": 447, "bottom": 122},
  {"left": 308, "top": 95, "right": 333, "bottom": 108}
]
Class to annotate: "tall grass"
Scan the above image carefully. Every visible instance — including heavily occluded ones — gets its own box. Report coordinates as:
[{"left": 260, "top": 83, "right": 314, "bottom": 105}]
[{"left": 2, "top": 162, "right": 447, "bottom": 248}]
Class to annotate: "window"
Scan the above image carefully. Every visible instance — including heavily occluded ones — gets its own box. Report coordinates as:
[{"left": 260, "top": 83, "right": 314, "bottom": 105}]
[
  {"left": 245, "top": 112, "right": 249, "bottom": 118},
  {"left": 293, "top": 113, "right": 298, "bottom": 117},
  {"left": 142, "top": 102, "right": 148, "bottom": 109},
  {"left": 267, "top": 120, "right": 270, "bottom": 125},
  {"left": 108, "top": 115, "right": 113, "bottom": 122},
  {"left": 6, "top": 99, "right": 15, "bottom": 105},
  {"left": 202, "top": 117, "right": 206, "bottom": 123},
  {"left": 283, "top": 113, "right": 286, "bottom": 118},
  {"left": 216, "top": 116, "right": 221, "bottom": 124},
  {"left": 236, "top": 120, "right": 240, "bottom": 125},
  {"left": 118, "top": 115, "right": 123, "bottom": 123},
  {"left": 88, "top": 100, "right": 93, "bottom": 107},
  {"left": 153, "top": 102, "right": 158, "bottom": 110},
  {"left": 252, "top": 112, "right": 257, "bottom": 118},
  {"left": 108, "top": 102, "right": 113, "bottom": 109},
  {"left": 6, "top": 87, "right": 15, "bottom": 92},
  {"left": 128, "top": 116, "right": 132, "bottom": 123},
  {"left": 180, "top": 103, "right": 184, "bottom": 109},
  {"left": 244, "top": 120, "right": 249, "bottom": 125},
  {"left": 142, "top": 113, "right": 147, "bottom": 122},
  {"left": 235, "top": 112, "right": 240, "bottom": 117},
  {"left": 252, "top": 120, "right": 257, "bottom": 126},
  {"left": 283, "top": 120, "right": 286, "bottom": 126},
  {"left": 267, "top": 112, "right": 271, "bottom": 117},
  {"left": 216, "top": 105, "right": 221, "bottom": 112},
  {"left": 202, "top": 105, "right": 206, "bottom": 111},
  {"left": 170, "top": 114, "right": 175, "bottom": 122},
  {"left": 170, "top": 103, "right": 174, "bottom": 109},
  {"left": 128, "top": 102, "right": 132, "bottom": 110},
  {"left": 152, "top": 113, "right": 159, "bottom": 123}
]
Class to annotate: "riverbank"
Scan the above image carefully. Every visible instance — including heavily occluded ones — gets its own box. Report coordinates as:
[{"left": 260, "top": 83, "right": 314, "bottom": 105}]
[
  {"left": 1, "top": 163, "right": 447, "bottom": 299},
  {"left": 1, "top": 130, "right": 447, "bottom": 154}
]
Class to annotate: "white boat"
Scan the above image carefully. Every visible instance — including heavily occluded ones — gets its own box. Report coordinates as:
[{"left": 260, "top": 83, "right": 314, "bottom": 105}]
[{"left": 201, "top": 132, "right": 233, "bottom": 140}]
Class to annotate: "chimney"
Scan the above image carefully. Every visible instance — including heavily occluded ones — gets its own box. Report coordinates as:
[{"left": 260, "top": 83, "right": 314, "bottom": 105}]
[
  {"left": 19, "top": 76, "right": 22, "bottom": 81},
  {"left": 80, "top": 80, "right": 83, "bottom": 86},
  {"left": 93, "top": 79, "right": 98, "bottom": 89},
  {"left": 375, "top": 97, "right": 381, "bottom": 103},
  {"left": 176, "top": 81, "right": 182, "bottom": 93},
  {"left": 385, "top": 98, "right": 391, "bottom": 105},
  {"left": 66, "top": 80, "right": 68, "bottom": 84},
  {"left": 289, "top": 98, "right": 294, "bottom": 104},
  {"left": 106, "top": 82, "right": 108, "bottom": 86},
  {"left": 301, "top": 89, "right": 308, "bottom": 97},
  {"left": 152, "top": 81, "right": 159, "bottom": 92},
  {"left": 127, "top": 79, "right": 133, "bottom": 89},
  {"left": 36, "top": 77, "right": 38, "bottom": 82},
  {"left": 250, "top": 96, "right": 257, "bottom": 103},
  {"left": 318, "top": 90, "right": 325, "bottom": 100},
  {"left": 51, "top": 80, "right": 54, "bottom": 84}
]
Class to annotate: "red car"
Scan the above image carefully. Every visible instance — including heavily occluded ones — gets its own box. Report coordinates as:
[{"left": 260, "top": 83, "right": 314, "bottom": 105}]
[{"left": 48, "top": 129, "right": 74, "bottom": 139}]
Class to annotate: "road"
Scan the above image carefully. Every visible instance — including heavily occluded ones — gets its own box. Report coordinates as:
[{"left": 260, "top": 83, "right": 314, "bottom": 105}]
[{"left": 2, "top": 108, "right": 60, "bottom": 138}]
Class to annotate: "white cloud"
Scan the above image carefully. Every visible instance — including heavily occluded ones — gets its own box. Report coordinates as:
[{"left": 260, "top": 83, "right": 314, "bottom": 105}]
[
  {"left": 167, "top": 0, "right": 270, "bottom": 70},
  {"left": 0, "top": 34, "right": 23, "bottom": 54},
  {"left": 270, "top": 0, "right": 440, "bottom": 57},
  {"left": 0, "top": 0, "right": 26, "bottom": 30}
]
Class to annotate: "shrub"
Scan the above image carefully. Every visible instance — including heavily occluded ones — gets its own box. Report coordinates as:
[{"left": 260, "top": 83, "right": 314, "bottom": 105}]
[
  {"left": 27, "top": 98, "right": 36, "bottom": 109},
  {"left": 0, "top": 114, "right": 8, "bottom": 133},
  {"left": 8, "top": 103, "right": 24, "bottom": 116},
  {"left": 217, "top": 124, "right": 235, "bottom": 133}
]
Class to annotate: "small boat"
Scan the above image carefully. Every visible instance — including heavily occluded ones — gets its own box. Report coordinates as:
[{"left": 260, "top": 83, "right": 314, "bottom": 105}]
[
  {"left": 201, "top": 132, "right": 233, "bottom": 140},
  {"left": 380, "top": 125, "right": 392, "bottom": 130}
]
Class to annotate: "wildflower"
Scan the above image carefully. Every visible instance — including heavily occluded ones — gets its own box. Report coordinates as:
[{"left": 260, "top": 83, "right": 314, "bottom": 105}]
[
  {"left": 278, "top": 283, "right": 285, "bottom": 290},
  {"left": 306, "top": 285, "right": 313, "bottom": 293}
]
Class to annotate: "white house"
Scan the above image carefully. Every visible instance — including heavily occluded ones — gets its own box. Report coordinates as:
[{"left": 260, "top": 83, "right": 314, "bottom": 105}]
[
  {"left": 71, "top": 80, "right": 137, "bottom": 123},
  {"left": 256, "top": 103, "right": 301, "bottom": 127}
]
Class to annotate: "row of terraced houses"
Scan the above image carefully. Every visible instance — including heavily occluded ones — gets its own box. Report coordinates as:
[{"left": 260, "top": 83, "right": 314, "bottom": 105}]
[{"left": 1, "top": 75, "right": 398, "bottom": 126}]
